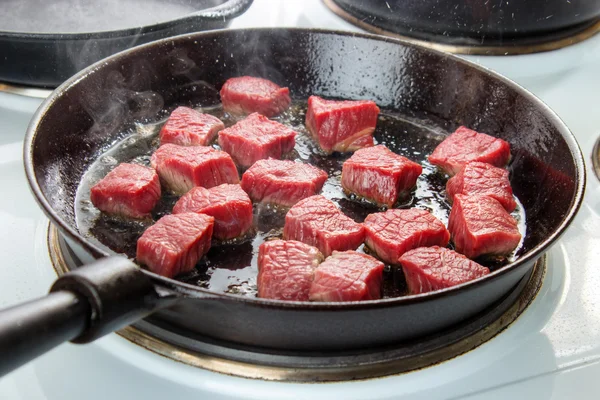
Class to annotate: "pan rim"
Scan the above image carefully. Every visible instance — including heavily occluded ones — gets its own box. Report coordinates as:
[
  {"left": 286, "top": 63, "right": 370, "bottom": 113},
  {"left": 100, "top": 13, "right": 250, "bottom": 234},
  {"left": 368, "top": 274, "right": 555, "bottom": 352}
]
[
  {"left": 24, "top": 27, "right": 586, "bottom": 310},
  {"left": 0, "top": 0, "right": 252, "bottom": 39}
]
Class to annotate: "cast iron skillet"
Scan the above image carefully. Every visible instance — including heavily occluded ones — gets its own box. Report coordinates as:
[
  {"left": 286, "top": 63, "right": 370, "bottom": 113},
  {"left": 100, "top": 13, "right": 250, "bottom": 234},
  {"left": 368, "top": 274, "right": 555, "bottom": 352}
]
[
  {"left": 330, "top": 0, "right": 600, "bottom": 46},
  {"left": 0, "top": 0, "right": 252, "bottom": 88},
  {"left": 0, "top": 28, "right": 585, "bottom": 377}
]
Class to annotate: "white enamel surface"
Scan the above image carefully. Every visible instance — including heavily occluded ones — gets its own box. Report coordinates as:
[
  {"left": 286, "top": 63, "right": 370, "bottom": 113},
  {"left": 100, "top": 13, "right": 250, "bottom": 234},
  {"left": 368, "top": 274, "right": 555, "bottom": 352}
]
[{"left": 1, "top": 1, "right": 600, "bottom": 398}]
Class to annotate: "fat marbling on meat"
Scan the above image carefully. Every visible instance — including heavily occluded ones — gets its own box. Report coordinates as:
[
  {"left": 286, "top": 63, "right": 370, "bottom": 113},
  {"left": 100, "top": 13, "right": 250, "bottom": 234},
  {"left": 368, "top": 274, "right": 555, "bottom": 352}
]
[
  {"left": 220, "top": 76, "right": 291, "bottom": 117},
  {"left": 217, "top": 112, "right": 297, "bottom": 169},
  {"left": 241, "top": 159, "right": 328, "bottom": 207},
  {"left": 341, "top": 145, "right": 422, "bottom": 207},
  {"left": 364, "top": 208, "right": 450, "bottom": 264},
  {"left": 309, "top": 250, "right": 385, "bottom": 302},
  {"left": 428, "top": 126, "right": 510, "bottom": 176},
  {"left": 136, "top": 212, "right": 214, "bottom": 278},
  {"left": 446, "top": 161, "right": 517, "bottom": 212},
  {"left": 151, "top": 144, "right": 239, "bottom": 194},
  {"left": 90, "top": 163, "right": 160, "bottom": 219},
  {"left": 399, "top": 246, "right": 490, "bottom": 294},
  {"left": 159, "top": 106, "right": 224, "bottom": 147},
  {"left": 283, "top": 195, "right": 365, "bottom": 257},
  {"left": 448, "top": 194, "right": 521, "bottom": 259},
  {"left": 172, "top": 184, "right": 253, "bottom": 241},
  {"left": 305, "top": 95, "right": 380, "bottom": 153},
  {"left": 257, "top": 239, "right": 323, "bottom": 301}
]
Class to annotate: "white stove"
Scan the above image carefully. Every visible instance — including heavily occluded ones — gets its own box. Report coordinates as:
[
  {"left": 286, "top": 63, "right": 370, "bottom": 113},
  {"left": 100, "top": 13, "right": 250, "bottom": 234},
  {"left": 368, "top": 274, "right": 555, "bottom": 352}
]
[{"left": 1, "top": 0, "right": 600, "bottom": 398}]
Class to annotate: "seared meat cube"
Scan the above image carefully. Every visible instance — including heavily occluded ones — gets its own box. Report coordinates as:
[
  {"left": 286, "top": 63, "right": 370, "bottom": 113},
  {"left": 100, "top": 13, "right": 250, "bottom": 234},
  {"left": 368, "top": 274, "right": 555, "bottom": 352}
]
[
  {"left": 305, "top": 95, "right": 380, "bottom": 153},
  {"left": 172, "top": 184, "right": 253, "bottom": 241},
  {"left": 446, "top": 161, "right": 516, "bottom": 212},
  {"left": 151, "top": 144, "right": 239, "bottom": 194},
  {"left": 364, "top": 208, "right": 450, "bottom": 264},
  {"left": 448, "top": 194, "right": 522, "bottom": 259},
  {"left": 159, "top": 106, "right": 224, "bottom": 147},
  {"left": 399, "top": 246, "right": 490, "bottom": 294},
  {"left": 258, "top": 240, "right": 324, "bottom": 301},
  {"left": 428, "top": 126, "right": 511, "bottom": 176},
  {"left": 309, "top": 251, "right": 384, "bottom": 302},
  {"left": 136, "top": 213, "right": 214, "bottom": 278},
  {"left": 220, "top": 76, "right": 291, "bottom": 117},
  {"left": 341, "top": 145, "right": 422, "bottom": 207},
  {"left": 241, "top": 159, "right": 328, "bottom": 207},
  {"left": 283, "top": 195, "right": 364, "bottom": 257},
  {"left": 217, "top": 113, "right": 297, "bottom": 169},
  {"left": 90, "top": 163, "right": 160, "bottom": 219}
]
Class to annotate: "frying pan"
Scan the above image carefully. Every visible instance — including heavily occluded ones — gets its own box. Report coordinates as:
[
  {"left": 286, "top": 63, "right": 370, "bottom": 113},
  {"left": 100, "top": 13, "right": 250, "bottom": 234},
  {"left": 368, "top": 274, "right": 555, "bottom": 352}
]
[
  {"left": 0, "top": 28, "right": 585, "bottom": 377},
  {"left": 0, "top": 0, "right": 253, "bottom": 88},
  {"left": 328, "top": 0, "right": 600, "bottom": 46}
]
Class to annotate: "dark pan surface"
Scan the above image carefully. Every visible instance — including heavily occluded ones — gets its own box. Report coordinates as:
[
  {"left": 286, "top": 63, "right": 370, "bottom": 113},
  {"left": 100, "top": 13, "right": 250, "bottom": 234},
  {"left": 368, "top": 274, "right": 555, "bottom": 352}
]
[
  {"left": 0, "top": 0, "right": 252, "bottom": 87},
  {"left": 0, "top": 0, "right": 225, "bottom": 34},
  {"left": 24, "top": 29, "right": 585, "bottom": 350},
  {"left": 74, "top": 101, "right": 526, "bottom": 298}
]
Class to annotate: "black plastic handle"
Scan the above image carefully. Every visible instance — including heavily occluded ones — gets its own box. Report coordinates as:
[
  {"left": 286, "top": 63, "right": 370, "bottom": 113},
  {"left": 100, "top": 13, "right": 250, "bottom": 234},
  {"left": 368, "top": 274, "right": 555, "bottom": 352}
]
[
  {"left": 0, "top": 291, "right": 89, "bottom": 377},
  {"left": 0, "top": 256, "right": 171, "bottom": 377}
]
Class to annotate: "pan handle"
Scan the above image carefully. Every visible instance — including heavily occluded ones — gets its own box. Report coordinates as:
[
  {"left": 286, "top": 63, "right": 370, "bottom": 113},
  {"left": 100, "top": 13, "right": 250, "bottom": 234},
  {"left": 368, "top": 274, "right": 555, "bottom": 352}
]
[
  {"left": 0, "top": 256, "right": 172, "bottom": 377},
  {"left": 187, "top": 0, "right": 254, "bottom": 21}
]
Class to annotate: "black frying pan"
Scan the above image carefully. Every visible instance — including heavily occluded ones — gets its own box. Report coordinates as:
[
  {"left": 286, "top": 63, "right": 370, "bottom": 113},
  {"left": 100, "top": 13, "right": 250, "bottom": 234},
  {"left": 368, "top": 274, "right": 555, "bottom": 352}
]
[
  {"left": 0, "top": 28, "right": 585, "bottom": 377},
  {"left": 328, "top": 0, "right": 600, "bottom": 46},
  {"left": 0, "top": 0, "right": 252, "bottom": 88}
]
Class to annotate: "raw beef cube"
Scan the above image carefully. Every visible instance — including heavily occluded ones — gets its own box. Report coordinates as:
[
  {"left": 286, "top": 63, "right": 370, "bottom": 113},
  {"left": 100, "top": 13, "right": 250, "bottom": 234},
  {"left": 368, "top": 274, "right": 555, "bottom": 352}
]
[
  {"left": 341, "top": 145, "right": 422, "bottom": 207},
  {"left": 428, "top": 126, "right": 511, "bottom": 176},
  {"left": 448, "top": 194, "right": 522, "bottom": 259},
  {"left": 159, "top": 106, "right": 224, "bottom": 147},
  {"left": 90, "top": 163, "right": 160, "bottom": 219},
  {"left": 364, "top": 208, "right": 450, "bottom": 264},
  {"left": 305, "top": 95, "right": 380, "bottom": 153},
  {"left": 136, "top": 213, "right": 214, "bottom": 278},
  {"left": 151, "top": 144, "right": 239, "bottom": 194},
  {"left": 283, "top": 195, "right": 365, "bottom": 256},
  {"left": 257, "top": 240, "right": 324, "bottom": 301},
  {"left": 399, "top": 246, "right": 490, "bottom": 294},
  {"left": 172, "top": 184, "right": 253, "bottom": 241},
  {"left": 309, "top": 251, "right": 384, "bottom": 302},
  {"left": 220, "top": 76, "right": 291, "bottom": 117},
  {"left": 241, "top": 159, "right": 328, "bottom": 207},
  {"left": 446, "top": 161, "right": 517, "bottom": 212},
  {"left": 218, "top": 113, "right": 297, "bottom": 169}
]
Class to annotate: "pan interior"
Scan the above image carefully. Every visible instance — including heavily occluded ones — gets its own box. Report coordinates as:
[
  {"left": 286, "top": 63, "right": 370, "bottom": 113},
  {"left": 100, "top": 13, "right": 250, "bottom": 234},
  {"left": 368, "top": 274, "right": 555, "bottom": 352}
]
[
  {"left": 0, "top": 0, "right": 225, "bottom": 34},
  {"left": 74, "top": 101, "right": 526, "bottom": 298}
]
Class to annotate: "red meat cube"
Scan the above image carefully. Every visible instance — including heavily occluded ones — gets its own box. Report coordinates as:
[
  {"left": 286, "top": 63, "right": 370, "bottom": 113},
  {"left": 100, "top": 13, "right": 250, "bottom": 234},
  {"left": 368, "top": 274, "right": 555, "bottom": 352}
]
[
  {"left": 241, "top": 159, "right": 328, "bottom": 207},
  {"left": 341, "top": 145, "right": 422, "bottom": 207},
  {"left": 90, "top": 163, "right": 160, "bottom": 219},
  {"left": 172, "top": 184, "right": 253, "bottom": 241},
  {"left": 220, "top": 76, "right": 291, "bottom": 117},
  {"left": 428, "top": 126, "right": 511, "bottom": 176},
  {"left": 446, "top": 161, "right": 517, "bottom": 212},
  {"left": 305, "top": 95, "right": 380, "bottom": 153},
  {"left": 283, "top": 195, "right": 365, "bottom": 257},
  {"left": 136, "top": 213, "right": 214, "bottom": 278},
  {"left": 448, "top": 194, "right": 522, "bottom": 259},
  {"left": 364, "top": 208, "right": 450, "bottom": 264},
  {"left": 257, "top": 240, "right": 324, "bottom": 301},
  {"left": 159, "top": 106, "right": 224, "bottom": 147},
  {"left": 399, "top": 246, "right": 490, "bottom": 294},
  {"left": 150, "top": 144, "right": 239, "bottom": 194},
  {"left": 217, "top": 113, "right": 297, "bottom": 169},
  {"left": 309, "top": 251, "right": 385, "bottom": 302}
]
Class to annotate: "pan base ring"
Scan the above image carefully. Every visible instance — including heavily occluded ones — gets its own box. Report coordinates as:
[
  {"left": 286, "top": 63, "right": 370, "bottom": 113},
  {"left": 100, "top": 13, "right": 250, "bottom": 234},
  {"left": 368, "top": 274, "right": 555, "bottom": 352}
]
[{"left": 48, "top": 223, "right": 545, "bottom": 382}]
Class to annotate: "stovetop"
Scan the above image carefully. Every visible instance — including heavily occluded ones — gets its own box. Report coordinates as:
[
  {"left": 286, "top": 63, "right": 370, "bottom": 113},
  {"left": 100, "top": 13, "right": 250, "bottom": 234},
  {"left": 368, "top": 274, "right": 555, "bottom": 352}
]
[{"left": 1, "top": 0, "right": 600, "bottom": 398}]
